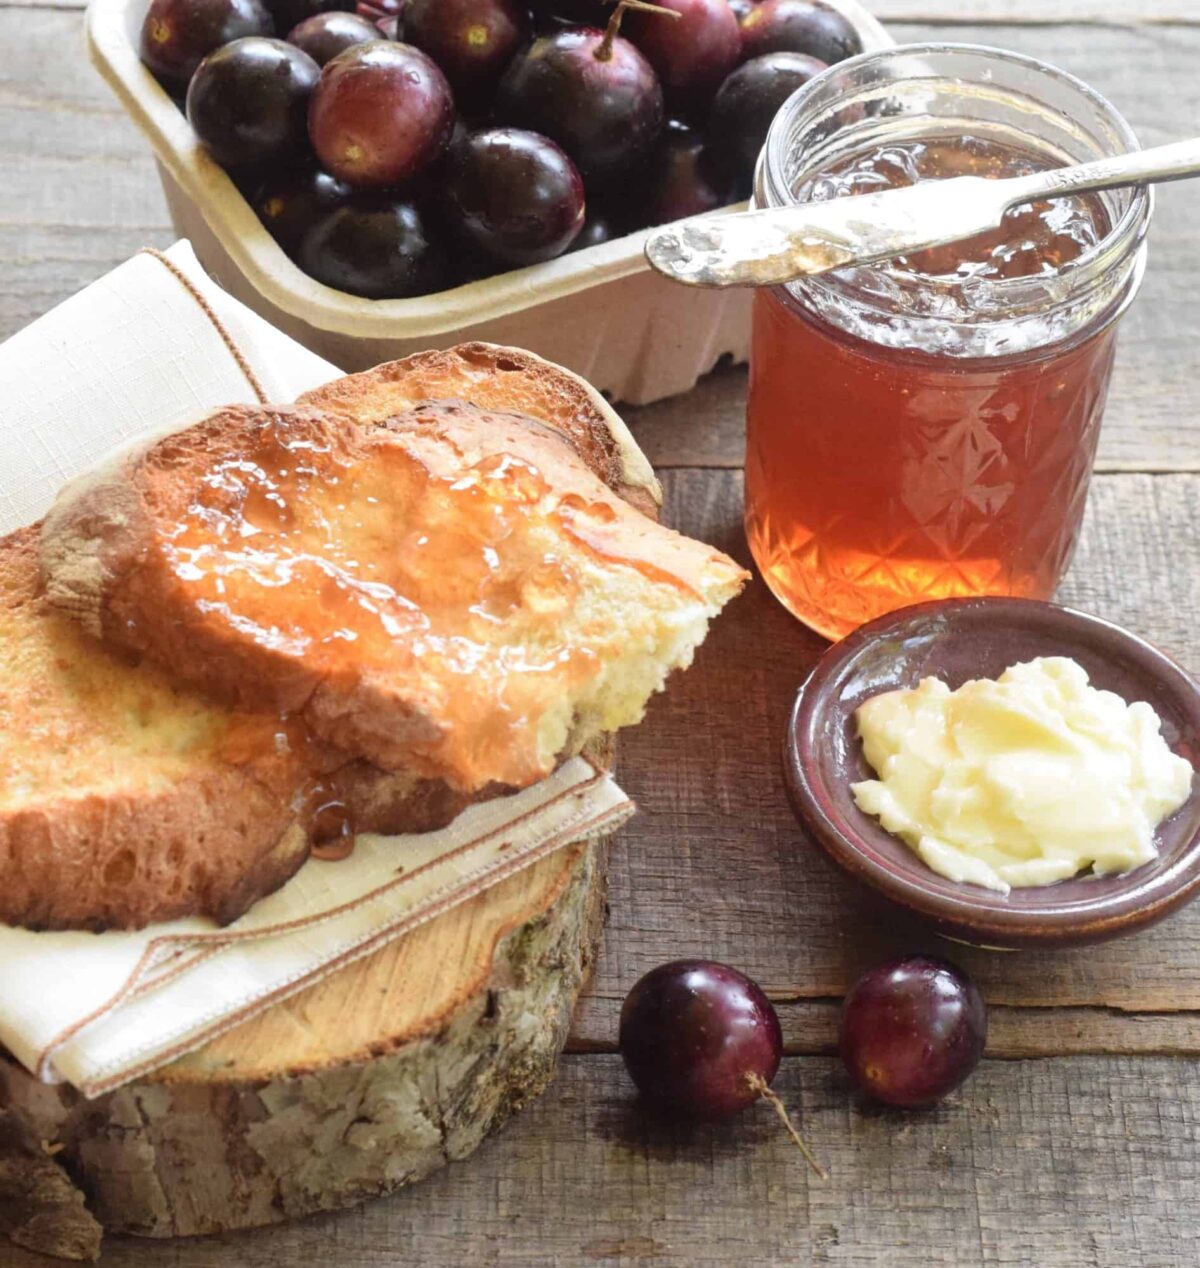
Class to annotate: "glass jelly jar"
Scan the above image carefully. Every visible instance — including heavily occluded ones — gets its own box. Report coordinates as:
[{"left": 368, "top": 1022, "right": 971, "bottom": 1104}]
[{"left": 745, "top": 45, "right": 1152, "bottom": 640}]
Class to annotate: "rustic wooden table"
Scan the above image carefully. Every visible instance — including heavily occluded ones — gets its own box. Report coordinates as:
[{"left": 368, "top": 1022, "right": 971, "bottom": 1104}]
[{"left": 4, "top": 0, "right": 1200, "bottom": 1263}]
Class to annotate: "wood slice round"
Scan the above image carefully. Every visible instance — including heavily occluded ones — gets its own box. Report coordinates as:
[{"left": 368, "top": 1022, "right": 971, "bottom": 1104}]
[{"left": 0, "top": 833, "right": 607, "bottom": 1242}]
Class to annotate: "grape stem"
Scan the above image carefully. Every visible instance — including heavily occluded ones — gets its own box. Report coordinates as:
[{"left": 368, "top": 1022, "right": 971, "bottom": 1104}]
[
  {"left": 745, "top": 1073, "right": 828, "bottom": 1180},
  {"left": 595, "top": 0, "right": 681, "bottom": 62}
]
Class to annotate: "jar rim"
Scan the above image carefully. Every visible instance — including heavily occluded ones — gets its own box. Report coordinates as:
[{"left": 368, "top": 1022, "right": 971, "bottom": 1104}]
[{"left": 760, "top": 41, "right": 1152, "bottom": 325}]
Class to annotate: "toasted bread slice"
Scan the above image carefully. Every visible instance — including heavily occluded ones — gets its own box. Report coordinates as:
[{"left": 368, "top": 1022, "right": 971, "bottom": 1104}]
[
  {"left": 7, "top": 346, "right": 672, "bottom": 930},
  {"left": 0, "top": 520, "right": 494, "bottom": 930},
  {"left": 43, "top": 357, "right": 746, "bottom": 792},
  {"left": 296, "top": 343, "right": 662, "bottom": 518},
  {"left": 0, "top": 525, "right": 315, "bottom": 930}
]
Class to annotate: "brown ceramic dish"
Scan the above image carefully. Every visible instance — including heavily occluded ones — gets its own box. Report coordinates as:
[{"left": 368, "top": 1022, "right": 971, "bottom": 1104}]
[{"left": 784, "top": 597, "right": 1200, "bottom": 949}]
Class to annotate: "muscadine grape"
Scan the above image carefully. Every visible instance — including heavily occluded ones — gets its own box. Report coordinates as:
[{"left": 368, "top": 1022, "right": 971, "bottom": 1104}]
[
  {"left": 140, "top": 0, "right": 274, "bottom": 89},
  {"left": 403, "top": 0, "right": 525, "bottom": 102},
  {"left": 298, "top": 194, "right": 449, "bottom": 296},
  {"left": 308, "top": 41, "right": 455, "bottom": 188},
  {"left": 444, "top": 127, "right": 586, "bottom": 266},
  {"left": 707, "top": 51, "right": 826, "bottom": 182},
  {"left": 568, "top": 207, "right": 620, "bottom": 251},
  {"left": 625, "top": 0, "right": 741, "bottom": 112},
  {"left": 186, "top": 37, "right": 319, "bottom": 169},
  {"left": 839, "top": 954, "right": 987, "bottom": 1108},
  {"left": 287, "top": 10, "right": 379, "bottom": 64},
  {"left": 619, "top": 959, "right": 782, "bottom": 1120},
  {"left": 645, "top": 122, "right": 733, "bottom": 224},
  {"left": 253, "top": 166, "right": 351, "bottom": 255},
  {"left": 739, "top": 0, "right": 862, "bottom": 65},
  {"left": 496, "top": 21, "right": 664, "bottom": 189},
  {"left": 268, "top": 0, "right": 354, "bottom": 35}
]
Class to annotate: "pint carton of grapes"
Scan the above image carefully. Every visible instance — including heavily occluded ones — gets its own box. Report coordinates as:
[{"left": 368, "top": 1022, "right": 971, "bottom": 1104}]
[{"left": 85, "top": 0, "right": 890, "bottom": 403}]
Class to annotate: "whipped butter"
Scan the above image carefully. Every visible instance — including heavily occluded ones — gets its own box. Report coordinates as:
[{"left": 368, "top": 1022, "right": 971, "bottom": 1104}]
[{"left": 850, "top": 657, "right": 1194, "bottom": 893}]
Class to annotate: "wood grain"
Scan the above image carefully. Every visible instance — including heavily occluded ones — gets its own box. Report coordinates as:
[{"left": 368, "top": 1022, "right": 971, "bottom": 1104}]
[
  {"left": 1, "top": 12, "right": 1199, "bottom": 471},
  {"left": 168, "top": 845, "right": 590, "bottom": 1083},
  {"left": 0, "top": 7, "right": 172, "bottom": 339},
  {"left": 3, "top": 1053, "right": 1199, "bottom": 1267},
  {"left": 575, "top": 469, "right": 1200, "bottom": 1028},
  {"left": 0, "top": 842, "right": 612, "bottom": 1239}
]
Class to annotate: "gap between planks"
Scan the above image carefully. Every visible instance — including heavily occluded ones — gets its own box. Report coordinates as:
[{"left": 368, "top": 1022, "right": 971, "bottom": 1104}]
[{"left": 568, "top": 996, "right": 1200, "bottom": 1058}]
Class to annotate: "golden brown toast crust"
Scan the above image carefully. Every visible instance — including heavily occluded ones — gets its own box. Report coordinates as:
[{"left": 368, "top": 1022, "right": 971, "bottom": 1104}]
[
  {"left": 0, "top": 521, "right": 503, "bottom": 931},
  {"left": 296, "top": 343, "right": 662, "bottom": 517},
  {"left": 23, "top": 344, "right": 739, "bottom": 929},
  {"left": 0, "top": 525, "right": 312, "bottom": 931},
  {"left": 21, "top": 344, "right": 669, "bottom": 930},
  {"left": 43, "top": 396, "right": 743, "bottom": 789}
]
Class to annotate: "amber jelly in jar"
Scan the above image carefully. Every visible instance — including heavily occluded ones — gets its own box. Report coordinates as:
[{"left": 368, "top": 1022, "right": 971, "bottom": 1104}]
[{"left": 745, "top": 45, "right": 1152, "bottom": 639}]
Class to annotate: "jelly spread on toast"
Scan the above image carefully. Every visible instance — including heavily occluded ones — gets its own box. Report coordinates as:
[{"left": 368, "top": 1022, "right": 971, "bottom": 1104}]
[
  {"left": 21, "top": 346, "right": 747, "bottom": 930},
  {"left": 149, "top": 402, "right": 728, "bottom": 789}
]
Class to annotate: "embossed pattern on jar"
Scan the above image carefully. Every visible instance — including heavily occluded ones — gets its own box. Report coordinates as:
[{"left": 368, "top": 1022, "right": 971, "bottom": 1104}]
[{"left": 745, "top": 46, "right": 1152, "bottom": 639}]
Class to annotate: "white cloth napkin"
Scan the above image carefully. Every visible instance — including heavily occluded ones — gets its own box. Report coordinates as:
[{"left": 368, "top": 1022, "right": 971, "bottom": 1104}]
[{"left": 0, "top": 243, "right": 633, "bottom": 1097}]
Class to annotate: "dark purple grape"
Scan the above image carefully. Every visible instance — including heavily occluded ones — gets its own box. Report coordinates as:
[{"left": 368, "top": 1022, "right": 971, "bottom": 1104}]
[
  {"left": 444, "top": 127, "right": 585, "bottom": 266},
  {"left": 568, "top": 207, "right": 619, "bottom": 251},
  {"left": 139, "top": 0, "right": 274, "bottom": 89},
  {"left": 707, "top": 51, "right": 825, "bottom": 182},
  {"left": 619, "top": 960, "right": 782, "bottom": 1120},
  {"left": 739, "top": 0, "right": 862, "bottom": 65},
  {"left": 298, "top": 194, "right": 449, "bottom": 296},
  {"left": 309, "top": 41, "right": 455, "bottom": 187},
  {"left": 186, "top": 38, "right": 319, "bottom": 169},
  {"left": 840, "top": 955, "right": 987, "bottom": 1109},
  {"left": 645, "top": 123, "right": 733, "bottom": 224},
  {"left": 287, "top": 10, "right": 378, "bottom": 63},
  {"left": 267, "top": 0, "right": 354, "bottom": 35},
  {"left": 727, "top": 0, "right": 758, "bottom": 20},
  {"left": 404, "top": 0, "right": 525, "bottom": 103},
  {"left": 625, "top": 0, "right": 740, "bottom": 113},
  {"left": 496, "top": 26, "right": 664, "bottom": 190},
  {"left": 253, "top": 166, "right": 351, "bottom": 254}
]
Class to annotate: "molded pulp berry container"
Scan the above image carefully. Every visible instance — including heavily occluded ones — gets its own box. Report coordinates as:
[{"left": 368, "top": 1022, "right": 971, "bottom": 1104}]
[{"left": 86, "top": 0, "right": 892, "bottom": 403}]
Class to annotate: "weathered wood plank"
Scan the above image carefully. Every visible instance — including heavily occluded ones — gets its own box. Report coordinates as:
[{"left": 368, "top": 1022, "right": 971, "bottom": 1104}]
[
  {"left": 2, "top": 0, "right": 1197, "bottom": 1039},
  {"left": 580, "top": 468, "right": 1200, "bottom": 1023},
  {"left": 3, "top": 1053, "right": 1196, "bottom": 1267},
  {"left": 0, "top": 5, "right": 174, "bottom": 338},
  {"left": 1, "top": 11, "right": 1198, "bottom": 472},
  {"left": 3, "top": 9, "right": 1200, "bottom": 1265}
]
